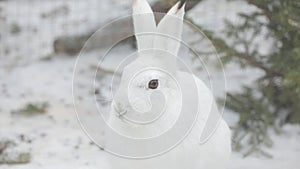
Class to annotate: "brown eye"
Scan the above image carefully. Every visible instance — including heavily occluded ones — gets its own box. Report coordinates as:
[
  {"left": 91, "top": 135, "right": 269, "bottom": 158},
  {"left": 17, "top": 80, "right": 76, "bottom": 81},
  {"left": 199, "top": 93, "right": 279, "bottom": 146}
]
[{"left": 148, "top": 79, "right": 159, "bottom": 89}]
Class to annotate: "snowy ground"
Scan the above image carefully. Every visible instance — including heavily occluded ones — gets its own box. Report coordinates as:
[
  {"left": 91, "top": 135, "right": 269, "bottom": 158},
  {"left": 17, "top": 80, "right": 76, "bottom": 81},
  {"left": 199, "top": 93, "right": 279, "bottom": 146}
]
[{"left": 0, "top": 0, "right": 300, "bottom": 169}]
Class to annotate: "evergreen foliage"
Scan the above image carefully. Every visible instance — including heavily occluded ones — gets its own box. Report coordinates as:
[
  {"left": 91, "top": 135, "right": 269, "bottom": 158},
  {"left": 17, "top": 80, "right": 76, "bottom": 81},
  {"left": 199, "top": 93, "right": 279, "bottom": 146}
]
[
  {"left": 187, "top": 0, "right": 300, "bottom": 157},
  {"left": 220, "top": 0, "right": 300, "bottom": 156}
]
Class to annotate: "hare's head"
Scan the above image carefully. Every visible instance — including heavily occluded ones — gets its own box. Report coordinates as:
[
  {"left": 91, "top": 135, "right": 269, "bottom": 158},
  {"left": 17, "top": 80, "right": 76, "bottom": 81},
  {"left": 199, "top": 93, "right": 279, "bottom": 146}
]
[{"left": 112, "top": 0, "right": 185, "bottom": 123}]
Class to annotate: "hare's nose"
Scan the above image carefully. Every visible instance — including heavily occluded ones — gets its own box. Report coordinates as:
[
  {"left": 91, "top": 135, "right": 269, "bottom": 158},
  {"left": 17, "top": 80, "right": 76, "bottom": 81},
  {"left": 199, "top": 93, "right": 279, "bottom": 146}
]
[{"left": 113, "top": 101, "right": 125, "bottom": 113}]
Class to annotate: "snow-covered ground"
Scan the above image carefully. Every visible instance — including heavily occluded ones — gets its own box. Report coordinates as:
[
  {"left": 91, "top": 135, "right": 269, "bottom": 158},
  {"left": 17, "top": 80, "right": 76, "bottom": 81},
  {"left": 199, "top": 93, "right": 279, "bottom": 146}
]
[{"left": 0, "top": 0, "right": 299, "bottom": 169}]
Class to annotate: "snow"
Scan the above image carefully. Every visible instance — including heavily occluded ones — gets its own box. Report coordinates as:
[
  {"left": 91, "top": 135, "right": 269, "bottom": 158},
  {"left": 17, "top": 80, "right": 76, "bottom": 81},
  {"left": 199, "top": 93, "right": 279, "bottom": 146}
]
[{"left": 0, "top": 0, "right": 299, "bottom": 169}]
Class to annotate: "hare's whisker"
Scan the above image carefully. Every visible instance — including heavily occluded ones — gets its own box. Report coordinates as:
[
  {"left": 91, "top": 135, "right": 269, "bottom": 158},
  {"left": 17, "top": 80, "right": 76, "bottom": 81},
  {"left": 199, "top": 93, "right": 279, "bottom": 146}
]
[{"left": 96, "top": 98, "right": 113, "bottom": 102}]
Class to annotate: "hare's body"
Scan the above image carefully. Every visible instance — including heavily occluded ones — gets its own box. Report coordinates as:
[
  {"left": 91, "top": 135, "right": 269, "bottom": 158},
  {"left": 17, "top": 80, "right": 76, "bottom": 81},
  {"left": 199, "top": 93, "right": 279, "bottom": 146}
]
[
  {"left": 109, "top": 123, "right": 230, "bottom": 169},
  {"left": 108, "top": 72, "right": 231, "bottom": 169},
  {"left": 106, "top": 1, "right": 231, "bottom": 168}
]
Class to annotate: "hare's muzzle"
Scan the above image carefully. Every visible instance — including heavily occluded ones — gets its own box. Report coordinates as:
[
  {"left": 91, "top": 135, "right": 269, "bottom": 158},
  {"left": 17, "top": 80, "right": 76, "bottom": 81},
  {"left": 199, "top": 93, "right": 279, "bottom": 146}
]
[{"left": 112, "top": 101, "right": 127, "bottom": 116}]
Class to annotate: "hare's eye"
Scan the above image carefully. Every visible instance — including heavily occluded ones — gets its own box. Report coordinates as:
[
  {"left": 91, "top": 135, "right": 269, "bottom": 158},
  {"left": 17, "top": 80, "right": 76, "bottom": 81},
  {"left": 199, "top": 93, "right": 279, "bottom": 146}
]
[{"left": 148, "top": 79, "right": 159, "bottom": 89}]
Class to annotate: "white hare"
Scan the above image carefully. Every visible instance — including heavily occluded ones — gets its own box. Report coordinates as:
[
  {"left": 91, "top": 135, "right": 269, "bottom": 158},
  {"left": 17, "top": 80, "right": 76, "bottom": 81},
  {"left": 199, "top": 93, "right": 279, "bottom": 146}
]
[{"left": 106, "top": 0, "right": 231, "bottom": 168}]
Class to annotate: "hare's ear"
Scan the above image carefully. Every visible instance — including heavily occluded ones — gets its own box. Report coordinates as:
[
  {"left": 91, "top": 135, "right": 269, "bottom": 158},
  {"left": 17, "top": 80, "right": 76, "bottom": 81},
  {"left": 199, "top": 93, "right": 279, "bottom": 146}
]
[
  {"left": 154, "top": 1, "right": 185, "bottom": 57},
  {"left": 133, "top": 0, "right": 156, "bottom": 51}
]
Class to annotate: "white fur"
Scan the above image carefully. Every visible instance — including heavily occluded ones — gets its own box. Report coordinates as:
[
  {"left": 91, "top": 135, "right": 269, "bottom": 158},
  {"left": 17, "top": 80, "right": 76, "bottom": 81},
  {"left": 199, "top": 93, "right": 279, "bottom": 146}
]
[
  {"left": 132, "top": 0, "right": 156, "bottom": 51},
  {"left": 106, "top": 0, "right": 231, "bottom": 168},
  {"left": 154, "top": 2, "right": 185, "bottom": 57}
]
